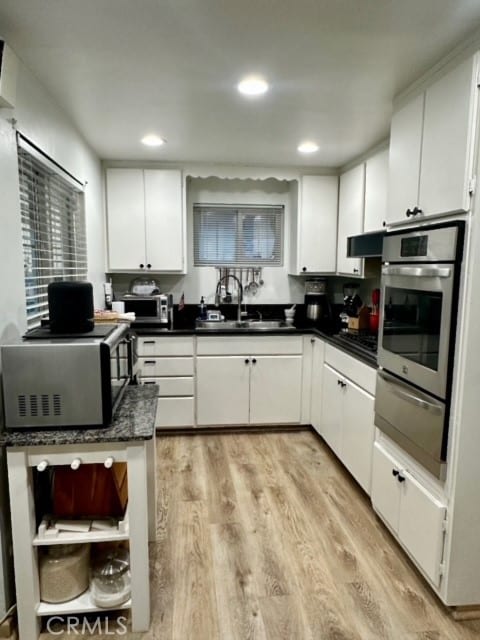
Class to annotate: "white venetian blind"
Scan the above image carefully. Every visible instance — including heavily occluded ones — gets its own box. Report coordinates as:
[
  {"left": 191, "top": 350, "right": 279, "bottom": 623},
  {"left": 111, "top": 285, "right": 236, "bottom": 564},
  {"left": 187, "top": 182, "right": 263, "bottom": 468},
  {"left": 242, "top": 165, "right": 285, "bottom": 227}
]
[
  {"left": 17, "top": 136, "right": 87, "bottom": 327},
  {"left": 193, "top": 204, "right": 284, "bottom": 266}
]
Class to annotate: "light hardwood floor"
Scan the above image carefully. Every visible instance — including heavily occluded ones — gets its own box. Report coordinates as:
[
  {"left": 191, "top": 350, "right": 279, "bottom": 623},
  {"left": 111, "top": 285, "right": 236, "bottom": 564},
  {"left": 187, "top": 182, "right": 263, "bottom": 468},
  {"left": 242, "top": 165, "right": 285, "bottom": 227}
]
[{"left": 41, "top": 431, "right": 480, "bottom": 639}]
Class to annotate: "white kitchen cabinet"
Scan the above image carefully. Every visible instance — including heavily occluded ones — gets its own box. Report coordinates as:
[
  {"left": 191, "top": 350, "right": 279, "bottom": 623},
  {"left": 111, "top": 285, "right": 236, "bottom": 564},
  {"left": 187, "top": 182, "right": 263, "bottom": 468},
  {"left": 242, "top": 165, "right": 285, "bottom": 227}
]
[
  {"left": 318, "top": 346, "right": 376, "bottom": 494},
  {"left": 196, "top": 336, "right": 303, "bottom": 426},
  {"left": 320, "top": 364, "right": 343, "bottom": 456},
  {"left": 310, "top": 337, "right": 325, "bottom": 433},
  {"left": 138, "top": 336, "right": 195, "bottom": 428},
  {"left": 249, "top": 356, "right": 302, "bottom": 424},
  {"left": 337, "top": 164, "right": 365, "bottom": 276},
  {"left": 106, "top": 168, "right": 184, "bottom": 272},
  {"left": 292, "top": 175, "right": 338, "bottom": 274},
  {"left": 196, "top": 356, "right": 250, "bottom": 425},
  {"left": 387, "top": 54, "right": 479, "bottom": 225},
  {"left": 371, "top": 442, "right": 446, "bottom": 587},
  {"left": 364, "top": 148, "right": 389, "bottom": 232}
]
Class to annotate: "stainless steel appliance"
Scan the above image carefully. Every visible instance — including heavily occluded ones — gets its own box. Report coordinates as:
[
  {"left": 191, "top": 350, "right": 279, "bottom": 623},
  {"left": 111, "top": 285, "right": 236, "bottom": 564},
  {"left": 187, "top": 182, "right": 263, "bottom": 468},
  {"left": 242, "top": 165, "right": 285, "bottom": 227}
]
[
  {"left": 304, "top": 279, "right": 331, "bottom": 325},
  {"left": 121, "top": 293, "right": 173, "bottom": 326},
  {"left": 375, "top": 222, "right": 465, "bottom": 478},
  {"left": 1, "top": 323, "right": 137, "bottom": 429}
]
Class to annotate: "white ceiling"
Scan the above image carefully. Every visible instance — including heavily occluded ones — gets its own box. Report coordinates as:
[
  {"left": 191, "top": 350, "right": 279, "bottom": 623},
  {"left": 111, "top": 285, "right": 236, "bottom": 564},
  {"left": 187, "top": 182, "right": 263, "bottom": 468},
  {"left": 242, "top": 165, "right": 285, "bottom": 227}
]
[{"left": 1, "top": 0, "right": 480, "bottom": 168}]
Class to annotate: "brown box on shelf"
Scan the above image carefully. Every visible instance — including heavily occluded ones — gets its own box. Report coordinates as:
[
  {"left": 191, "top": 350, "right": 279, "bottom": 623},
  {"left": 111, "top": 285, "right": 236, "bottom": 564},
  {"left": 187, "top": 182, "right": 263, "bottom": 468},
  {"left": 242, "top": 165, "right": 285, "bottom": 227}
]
[
  {"left": 347, "top": 306, "right": 370, "bottom": 332},
  {"left": 52, "top": 463, "right": 128, "bottom": 518}
]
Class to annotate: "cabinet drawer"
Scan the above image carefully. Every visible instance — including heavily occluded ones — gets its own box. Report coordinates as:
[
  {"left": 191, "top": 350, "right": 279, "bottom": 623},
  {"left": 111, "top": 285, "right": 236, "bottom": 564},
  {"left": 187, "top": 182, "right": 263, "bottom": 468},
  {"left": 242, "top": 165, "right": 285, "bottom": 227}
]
[
  {"left": 197, "top": 335, "right": 303, "bottom": 356},
  {"left": 142, "top": 376, "right": 194, "bottom": 397},
  {"left": 325, "top": 344, "right": 376, "bottom": 394},
  {"left": 139, "top": 357, "right": 194, "bottom": 376},
  {"left": 137, "top": 336, "right": 194, "bottom": 357},
  {"left": 155, "top": 397, "right": 194, "bottom": 428}
]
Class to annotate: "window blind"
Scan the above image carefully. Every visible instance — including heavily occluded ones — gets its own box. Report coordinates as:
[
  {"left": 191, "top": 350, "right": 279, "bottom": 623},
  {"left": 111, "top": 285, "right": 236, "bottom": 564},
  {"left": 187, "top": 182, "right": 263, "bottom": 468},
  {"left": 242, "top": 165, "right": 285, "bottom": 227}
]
[
  {"left": 193, "top": 204, "right": 284, "bottom": 266},
  {"left": 17, "top": 137, "right": 87, "bottom": 327}
]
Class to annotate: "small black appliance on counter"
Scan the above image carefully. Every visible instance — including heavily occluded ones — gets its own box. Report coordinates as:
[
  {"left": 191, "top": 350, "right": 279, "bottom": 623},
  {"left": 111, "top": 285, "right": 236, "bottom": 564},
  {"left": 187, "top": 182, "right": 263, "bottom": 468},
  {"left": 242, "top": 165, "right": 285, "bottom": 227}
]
[
  {"left": 304, "top": 279, "right": 332, "bottom": 328},
  {"left": 48, "top": 281, "right": 94, "bottom": 333}
]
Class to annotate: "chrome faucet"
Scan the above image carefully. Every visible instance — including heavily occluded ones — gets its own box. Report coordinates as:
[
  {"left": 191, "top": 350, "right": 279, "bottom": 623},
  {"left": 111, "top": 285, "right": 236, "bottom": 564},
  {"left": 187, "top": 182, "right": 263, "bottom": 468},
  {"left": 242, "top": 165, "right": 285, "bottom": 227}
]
[{"left": 215, "top": 274, "right": 243, "bottom": 322}]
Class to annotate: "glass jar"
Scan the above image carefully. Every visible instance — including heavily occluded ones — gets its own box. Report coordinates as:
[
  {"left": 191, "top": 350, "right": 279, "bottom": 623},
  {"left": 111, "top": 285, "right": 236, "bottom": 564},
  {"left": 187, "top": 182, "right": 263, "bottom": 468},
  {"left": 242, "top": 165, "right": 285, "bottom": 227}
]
[
  {"left": 39, "top": 543, "right": 90, "bottom": 603},
  {"left": 90, "top": 547, "right": 131, "bottom": 608}
]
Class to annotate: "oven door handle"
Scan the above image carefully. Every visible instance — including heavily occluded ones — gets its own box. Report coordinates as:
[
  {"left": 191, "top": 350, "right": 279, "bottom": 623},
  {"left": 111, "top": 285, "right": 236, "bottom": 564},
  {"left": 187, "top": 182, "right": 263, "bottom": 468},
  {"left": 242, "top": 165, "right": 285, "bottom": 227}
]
[
  {"left": 382, "top": 265, "right": 452, "bottom": 278},
  {"left": 377, "top": 371, "right": 443, "bottom": 414}
]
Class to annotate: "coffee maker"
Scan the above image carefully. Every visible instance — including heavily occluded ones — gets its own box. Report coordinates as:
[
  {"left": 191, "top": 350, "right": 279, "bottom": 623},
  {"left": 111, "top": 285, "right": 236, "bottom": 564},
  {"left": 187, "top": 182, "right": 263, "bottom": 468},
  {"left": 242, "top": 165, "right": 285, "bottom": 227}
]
[{"left": 304, "top": 280, "right": 331, "bottom": 327}]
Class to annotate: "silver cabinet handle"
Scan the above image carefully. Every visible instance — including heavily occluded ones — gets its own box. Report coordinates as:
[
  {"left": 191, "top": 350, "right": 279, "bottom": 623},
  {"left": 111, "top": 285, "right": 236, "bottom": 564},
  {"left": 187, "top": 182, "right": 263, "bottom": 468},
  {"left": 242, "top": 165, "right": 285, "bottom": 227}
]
[
  {"left": 378, "top": 371, "right": 443, "bottom": 414},
  {"left": 382, "top": 265, "right": 451, "bottom": 278}
]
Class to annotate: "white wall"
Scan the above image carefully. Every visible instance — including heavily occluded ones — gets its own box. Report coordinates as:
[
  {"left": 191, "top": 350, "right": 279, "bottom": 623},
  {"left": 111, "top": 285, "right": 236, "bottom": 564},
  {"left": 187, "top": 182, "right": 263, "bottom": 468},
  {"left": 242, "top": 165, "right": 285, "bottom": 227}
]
[{"left": 0, "top": 59, "right": 105, "bottom": 355}]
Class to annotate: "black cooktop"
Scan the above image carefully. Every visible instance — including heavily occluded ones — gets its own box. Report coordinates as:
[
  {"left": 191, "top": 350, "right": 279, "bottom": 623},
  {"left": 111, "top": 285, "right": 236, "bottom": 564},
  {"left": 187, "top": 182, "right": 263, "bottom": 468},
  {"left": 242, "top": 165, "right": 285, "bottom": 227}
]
[
  {"left": 24, "top": 324, "right": 116, "bottom": 340},
  {"left": 332, "top": 331, "right": 378, "bottom": 362}
]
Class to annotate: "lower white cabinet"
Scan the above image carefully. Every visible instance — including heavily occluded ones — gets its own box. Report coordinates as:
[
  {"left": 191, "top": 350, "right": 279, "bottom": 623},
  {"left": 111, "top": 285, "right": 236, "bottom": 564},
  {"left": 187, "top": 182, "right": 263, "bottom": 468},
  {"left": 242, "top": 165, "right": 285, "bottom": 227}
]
[
  {"left": 196, "top": 336, "right": 303, "bottom": 426},
  {"left": 309, "top": 337, "right": 325, "bottom": 432},
  {"left": 249, "top": 356, "right": 302, "bottom": 424},
  {"left": 319, "top": 350, "right": 375, "bottom": 494},
  {"left": 196, "top": 357, "right": 250, "bottom": 425},
  {"left": 138, "top": 336, "right": 195, "bottom": 428},
  {"left": 371, "top": 442, "right": 446, "bottom": 587}
]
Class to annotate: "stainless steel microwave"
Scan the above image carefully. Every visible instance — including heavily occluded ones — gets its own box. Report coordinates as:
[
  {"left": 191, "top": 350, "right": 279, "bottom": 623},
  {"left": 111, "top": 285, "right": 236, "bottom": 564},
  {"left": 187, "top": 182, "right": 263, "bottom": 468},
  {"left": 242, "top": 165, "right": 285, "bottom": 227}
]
[
  {"left": 1, "top": 323, "right": 136, "bottom": 429},
  {"left": 120, "top": 293, "right": 172, "bottom": 325}
]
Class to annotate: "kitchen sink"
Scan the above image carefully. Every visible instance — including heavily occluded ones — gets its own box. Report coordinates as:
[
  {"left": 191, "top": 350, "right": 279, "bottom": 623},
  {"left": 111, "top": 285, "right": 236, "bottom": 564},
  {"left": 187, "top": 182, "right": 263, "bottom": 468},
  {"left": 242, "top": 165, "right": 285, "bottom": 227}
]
[{"left": 195, "top": 319, "right": 295, "bottom": 331}]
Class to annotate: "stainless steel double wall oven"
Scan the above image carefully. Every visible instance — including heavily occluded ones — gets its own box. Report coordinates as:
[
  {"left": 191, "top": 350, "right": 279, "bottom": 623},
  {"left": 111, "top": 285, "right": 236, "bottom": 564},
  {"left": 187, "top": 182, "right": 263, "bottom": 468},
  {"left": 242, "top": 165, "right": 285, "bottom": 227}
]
[{"left": 375, "top": 222, "right": 465, "bottom": 478}]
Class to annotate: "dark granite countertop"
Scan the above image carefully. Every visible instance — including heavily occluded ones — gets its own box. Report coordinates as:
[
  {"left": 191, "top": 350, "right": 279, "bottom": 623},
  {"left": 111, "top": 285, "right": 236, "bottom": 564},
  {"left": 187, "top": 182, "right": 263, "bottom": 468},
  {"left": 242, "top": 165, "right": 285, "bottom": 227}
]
[
  {"left": 133, "top": 323, "right": 377, "bottom": 368},
  {"left": 0, "top": 384, "right": 158, "bottom": 447}
]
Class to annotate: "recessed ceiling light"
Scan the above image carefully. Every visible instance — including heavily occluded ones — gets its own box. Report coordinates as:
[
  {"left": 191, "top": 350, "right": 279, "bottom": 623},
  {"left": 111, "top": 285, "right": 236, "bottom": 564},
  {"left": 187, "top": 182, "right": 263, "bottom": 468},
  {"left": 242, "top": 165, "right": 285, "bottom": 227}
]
[
  {"left": 237, "top": 75, "right": 269, "bottom": 96},
  {"left": 141, "top": 134, "right": 166, "bottom": 147},
  {"left": 298, "top": 141, "right": 319, "bottom": 154}
]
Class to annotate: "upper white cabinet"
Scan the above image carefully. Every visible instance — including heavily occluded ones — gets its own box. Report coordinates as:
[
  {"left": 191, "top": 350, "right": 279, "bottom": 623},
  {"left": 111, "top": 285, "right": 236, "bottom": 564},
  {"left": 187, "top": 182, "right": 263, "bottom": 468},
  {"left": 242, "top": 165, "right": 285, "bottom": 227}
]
[
  {"left": 337, "top": 164, "right": 365, "bottom": 276},
  {"left": 106, "top": 168, "right": 185, "bottom": 272},
  {"left": 364, "top": 148, "right": 389, "bottom": 232},
  {"left": 387, "top": 54, "right": 479, "bottom": 225},
  {"left": 291, "top": 175, "right": 338, "bottom": 274}
]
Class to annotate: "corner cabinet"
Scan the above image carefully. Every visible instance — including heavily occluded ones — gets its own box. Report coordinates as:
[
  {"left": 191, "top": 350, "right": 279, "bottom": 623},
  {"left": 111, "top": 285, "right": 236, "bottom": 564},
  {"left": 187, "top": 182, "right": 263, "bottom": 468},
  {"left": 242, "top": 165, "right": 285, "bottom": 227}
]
[
  {"left": 371, "top": 442, "right": 447, "bottom": 588},
  {"left": 291, "top": 175, "right": 338, "bottom": 274},
  {"left": 387, "top": 53, "right": 479, "bottom": 225},
  {"left": 106, "top": 168, "right": 185, "bottom": 273},
  {"left": 196, "top": 336, "right": 303, "bottom": 426}
]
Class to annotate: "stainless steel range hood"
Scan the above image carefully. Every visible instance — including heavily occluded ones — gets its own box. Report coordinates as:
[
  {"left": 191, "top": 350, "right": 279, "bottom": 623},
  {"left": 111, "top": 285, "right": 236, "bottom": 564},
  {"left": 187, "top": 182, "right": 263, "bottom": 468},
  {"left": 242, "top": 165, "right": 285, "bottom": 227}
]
[{"left": 347, "top": 230, "right": 385, "bottom": 258}]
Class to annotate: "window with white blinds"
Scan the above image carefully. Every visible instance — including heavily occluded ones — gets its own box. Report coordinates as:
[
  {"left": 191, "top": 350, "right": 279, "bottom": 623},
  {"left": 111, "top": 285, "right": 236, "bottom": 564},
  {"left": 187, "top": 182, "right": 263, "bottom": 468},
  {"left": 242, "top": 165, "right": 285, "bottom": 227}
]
[
  {"left": 17, "top": 136, "right": 87, "bottom": 327},
  {"left": 193, "top": 204, "right": 284, "bottom": 266}
]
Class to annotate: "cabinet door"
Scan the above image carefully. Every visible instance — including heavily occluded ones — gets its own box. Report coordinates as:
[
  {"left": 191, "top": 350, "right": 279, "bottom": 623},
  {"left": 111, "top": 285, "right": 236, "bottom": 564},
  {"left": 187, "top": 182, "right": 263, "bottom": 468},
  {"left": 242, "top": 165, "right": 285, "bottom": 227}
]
[
  {"left": 144, "top": 170, "right": 184, "bottom": 271},
  {"left": 310, "top": 338, "right": 325, "bottom": 434},
  {"left": 319, "top": 364, "right": 343, "bottom": 456},
  {"left": 387, "top": 93, "right": 424, "bottom": 225},
  {"left": 106, "top": 169, "right": 146, "bottom": 270},
  {"left": 337, "top": 164, "right": 365, "bottom": 276},
  {"left": 398, "top": 472, "right": 446, "bottom": 587},
  {"left": 249, "top": 356, "right": 302, "bottom": 424},
  {"left": 371, "top": 442, "right": 401, "bottom": 532},
  {"left": 364, "top": 148, "right": 389, "bottom": 232},
  {"left": 196, "top": 357, "right": 250, "bottom": 425},
  {"left": 419, "top": 55, "right": 477, "bottom": 217},
  {"left": 297, "top": 176, "right": 338, "bottom": 273},
  {"left": 341, "top": 380, "right": 375, "bottom": 495}
]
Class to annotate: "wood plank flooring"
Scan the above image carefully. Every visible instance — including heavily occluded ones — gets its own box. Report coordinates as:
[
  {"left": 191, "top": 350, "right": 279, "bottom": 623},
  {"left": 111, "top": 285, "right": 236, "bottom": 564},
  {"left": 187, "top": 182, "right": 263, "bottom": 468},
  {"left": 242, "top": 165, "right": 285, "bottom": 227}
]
[{"left": 40, "top": 431, "right": 480, "bottom": 639}]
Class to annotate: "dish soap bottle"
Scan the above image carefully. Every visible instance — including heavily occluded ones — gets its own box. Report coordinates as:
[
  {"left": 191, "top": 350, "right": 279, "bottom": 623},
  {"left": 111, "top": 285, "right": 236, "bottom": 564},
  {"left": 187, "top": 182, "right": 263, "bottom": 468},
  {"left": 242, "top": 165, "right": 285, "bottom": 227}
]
[{"left": 198, "top": 296, "right": 207, "bottom": 320}]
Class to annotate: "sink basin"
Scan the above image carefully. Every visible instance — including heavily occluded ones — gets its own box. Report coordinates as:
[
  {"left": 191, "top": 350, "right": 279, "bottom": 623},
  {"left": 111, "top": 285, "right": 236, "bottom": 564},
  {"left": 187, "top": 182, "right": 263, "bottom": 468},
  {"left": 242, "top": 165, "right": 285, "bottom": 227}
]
[{"left": 195, "top": 319, "right": 295, "bottom": 331}]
